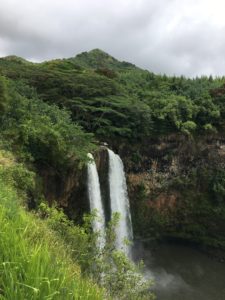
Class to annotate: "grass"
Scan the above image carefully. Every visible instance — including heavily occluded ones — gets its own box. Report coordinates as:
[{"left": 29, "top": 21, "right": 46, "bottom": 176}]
[
  {"left": 0, "top": 149, "right": 154, "bottom": 300},
  {"left": 0, "top": 179, "right": 105, "bottom": 300}
]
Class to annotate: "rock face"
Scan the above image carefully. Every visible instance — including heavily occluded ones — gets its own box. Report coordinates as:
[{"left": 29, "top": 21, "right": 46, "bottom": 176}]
[
  {"left": 39, "top": 164, "right": 89, "bottom": 221},
  {"left": 96, "top": 147, "right": 111, "bottom": 223},
  {"left": 119, "top": 134, "right": 225, "bottom": 250}
]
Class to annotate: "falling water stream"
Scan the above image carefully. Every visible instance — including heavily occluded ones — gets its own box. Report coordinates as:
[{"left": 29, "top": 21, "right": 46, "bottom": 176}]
[
  {"left": 107, "top": 149, "right": 133, "bottom": 256},
  {"left": 87, "top": 153, "right": 105, "bottom": 249}
]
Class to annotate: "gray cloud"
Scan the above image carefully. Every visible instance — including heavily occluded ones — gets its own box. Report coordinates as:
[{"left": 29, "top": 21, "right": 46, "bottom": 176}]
[{"left": 0, "top": 0, "right": 225, "bottom": 76}]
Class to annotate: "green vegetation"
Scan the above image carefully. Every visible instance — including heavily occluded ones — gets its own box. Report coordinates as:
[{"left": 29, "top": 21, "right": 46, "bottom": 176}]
[
  {"left": 1, "top": 48, "right": 225, "bottom": 297},
  {"left": 1, "top": 79, "right": 95, "bottom": 171},
  {"left": 0, "top": 152, "right": 104, "bottom": 300},
  {"left": 38, "top": 206, "right": 155, "bottom": 300},
  {"left": 1, "top": 49, "right": 225, "bottom": 143},
  {"left": 0, "top": 76, "right": 9, "bottom": 113}
]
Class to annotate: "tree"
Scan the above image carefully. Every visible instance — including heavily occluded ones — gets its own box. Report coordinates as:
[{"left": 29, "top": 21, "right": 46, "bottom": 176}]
[{"left": 0, "top": 76, "right": 8, "bottom": 114}]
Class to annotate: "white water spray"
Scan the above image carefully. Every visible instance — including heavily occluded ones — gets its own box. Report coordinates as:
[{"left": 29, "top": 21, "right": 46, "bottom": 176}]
[
  {"left": 87, "top": 153, "right": 105, "bottom": 249},
  {"left": 108, "top": 149, "right": 133, "bottom": 256}
]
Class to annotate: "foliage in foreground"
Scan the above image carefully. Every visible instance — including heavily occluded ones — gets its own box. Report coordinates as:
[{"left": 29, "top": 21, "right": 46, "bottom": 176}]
[
  {"left": 38, "top": 205, "right": 155, "bottom": 300},
  {"left": 0, "top": 159, "right": 104, "bottom": 300}
]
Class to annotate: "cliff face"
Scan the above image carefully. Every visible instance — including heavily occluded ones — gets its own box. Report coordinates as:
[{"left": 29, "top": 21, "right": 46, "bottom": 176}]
[
  {"left": 95, "top": 148, "right": 111, "bottom": 223},
  {"left": 120, "top": 134, "right": 225, "bottom": 250},
  {"left": 39, "top": 165, "right": 89, "bottom": 221}
]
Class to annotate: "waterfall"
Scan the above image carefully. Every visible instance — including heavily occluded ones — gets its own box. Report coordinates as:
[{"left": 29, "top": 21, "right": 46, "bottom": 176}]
[
  {"left": 87, "top": 153, "right": 105, "bottom": 249},
  {"left": 108, "top": 149, "right": 133, "bottom": 256}
]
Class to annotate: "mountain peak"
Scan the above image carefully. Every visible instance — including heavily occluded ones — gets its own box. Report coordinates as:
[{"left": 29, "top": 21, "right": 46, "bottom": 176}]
[
  {"left": 88, "top": 48, "right": 110, "bottom": 56},
  {"left": 71, "top": 49, "right": 137, "bottom": 71}
]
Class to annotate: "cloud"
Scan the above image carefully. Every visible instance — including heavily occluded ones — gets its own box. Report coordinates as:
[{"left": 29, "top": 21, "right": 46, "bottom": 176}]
[{"left": 0, "top": 0, "right": 225, "bottom": 76}]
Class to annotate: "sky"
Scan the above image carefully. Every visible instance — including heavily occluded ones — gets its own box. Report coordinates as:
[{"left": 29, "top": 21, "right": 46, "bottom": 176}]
[{"left": 0, "top": 0, "right": 225, "bottom": 77}]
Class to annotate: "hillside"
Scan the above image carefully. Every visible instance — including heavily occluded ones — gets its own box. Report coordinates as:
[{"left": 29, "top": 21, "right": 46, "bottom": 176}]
[
  {"left": 0, "top": 49, "right": 225, "bottom": 298},
  {"left": 1, "top": 49, "right": 224, "bottom": 143},
  {"left": 70, "top": 48, "right": 138, "bottom": 71},
  {"left": 0, "top": 149, "right": 105, "bottom": 299}
]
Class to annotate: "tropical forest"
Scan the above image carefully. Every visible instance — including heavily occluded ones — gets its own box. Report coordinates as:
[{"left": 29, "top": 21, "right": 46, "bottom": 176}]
[{"left": 0, "top": 48, "right": 225, "bottom": 299}]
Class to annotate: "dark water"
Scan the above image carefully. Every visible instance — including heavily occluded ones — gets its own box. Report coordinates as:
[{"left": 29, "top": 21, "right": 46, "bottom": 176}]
[{"left": 133, "top": 242, "right": 225, "bottom": 300}]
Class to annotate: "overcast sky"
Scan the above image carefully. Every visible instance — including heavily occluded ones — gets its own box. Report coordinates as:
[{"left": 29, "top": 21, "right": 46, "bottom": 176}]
[{"left": 0, "top": 0, "right": 225, "bottom": 77}]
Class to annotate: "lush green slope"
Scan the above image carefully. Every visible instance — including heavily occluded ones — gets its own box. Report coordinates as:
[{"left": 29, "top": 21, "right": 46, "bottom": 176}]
[
  {"left": 0, "top": 151, "right": 104, "bottom": 300},
  {"left": 1, "top": 49, "right": 225, "bottom": 143},
  {"left": 69, "top": 49, "right": 138, "bottom": 71}
]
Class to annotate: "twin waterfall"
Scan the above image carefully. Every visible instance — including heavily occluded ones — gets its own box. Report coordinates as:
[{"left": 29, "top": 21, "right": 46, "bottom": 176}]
[
  {"left": 87, "top": 153, "right": 105, "bottom": 249},
  {"left": 108, "top": 149, "right": 133, "bottom": 255},
  {"left": 87, "top": 149, "right": 133, "bottom": 256}
]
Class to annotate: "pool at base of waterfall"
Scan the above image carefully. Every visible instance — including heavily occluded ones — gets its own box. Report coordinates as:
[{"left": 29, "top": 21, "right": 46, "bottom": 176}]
[{"left": 133, "top": 242, "right": 225, "bottom": 300}]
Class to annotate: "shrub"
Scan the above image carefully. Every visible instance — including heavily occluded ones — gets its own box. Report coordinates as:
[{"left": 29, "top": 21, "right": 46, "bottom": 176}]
[{"left": 38, "top": 205, "right": 155, "bottom": 300}]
